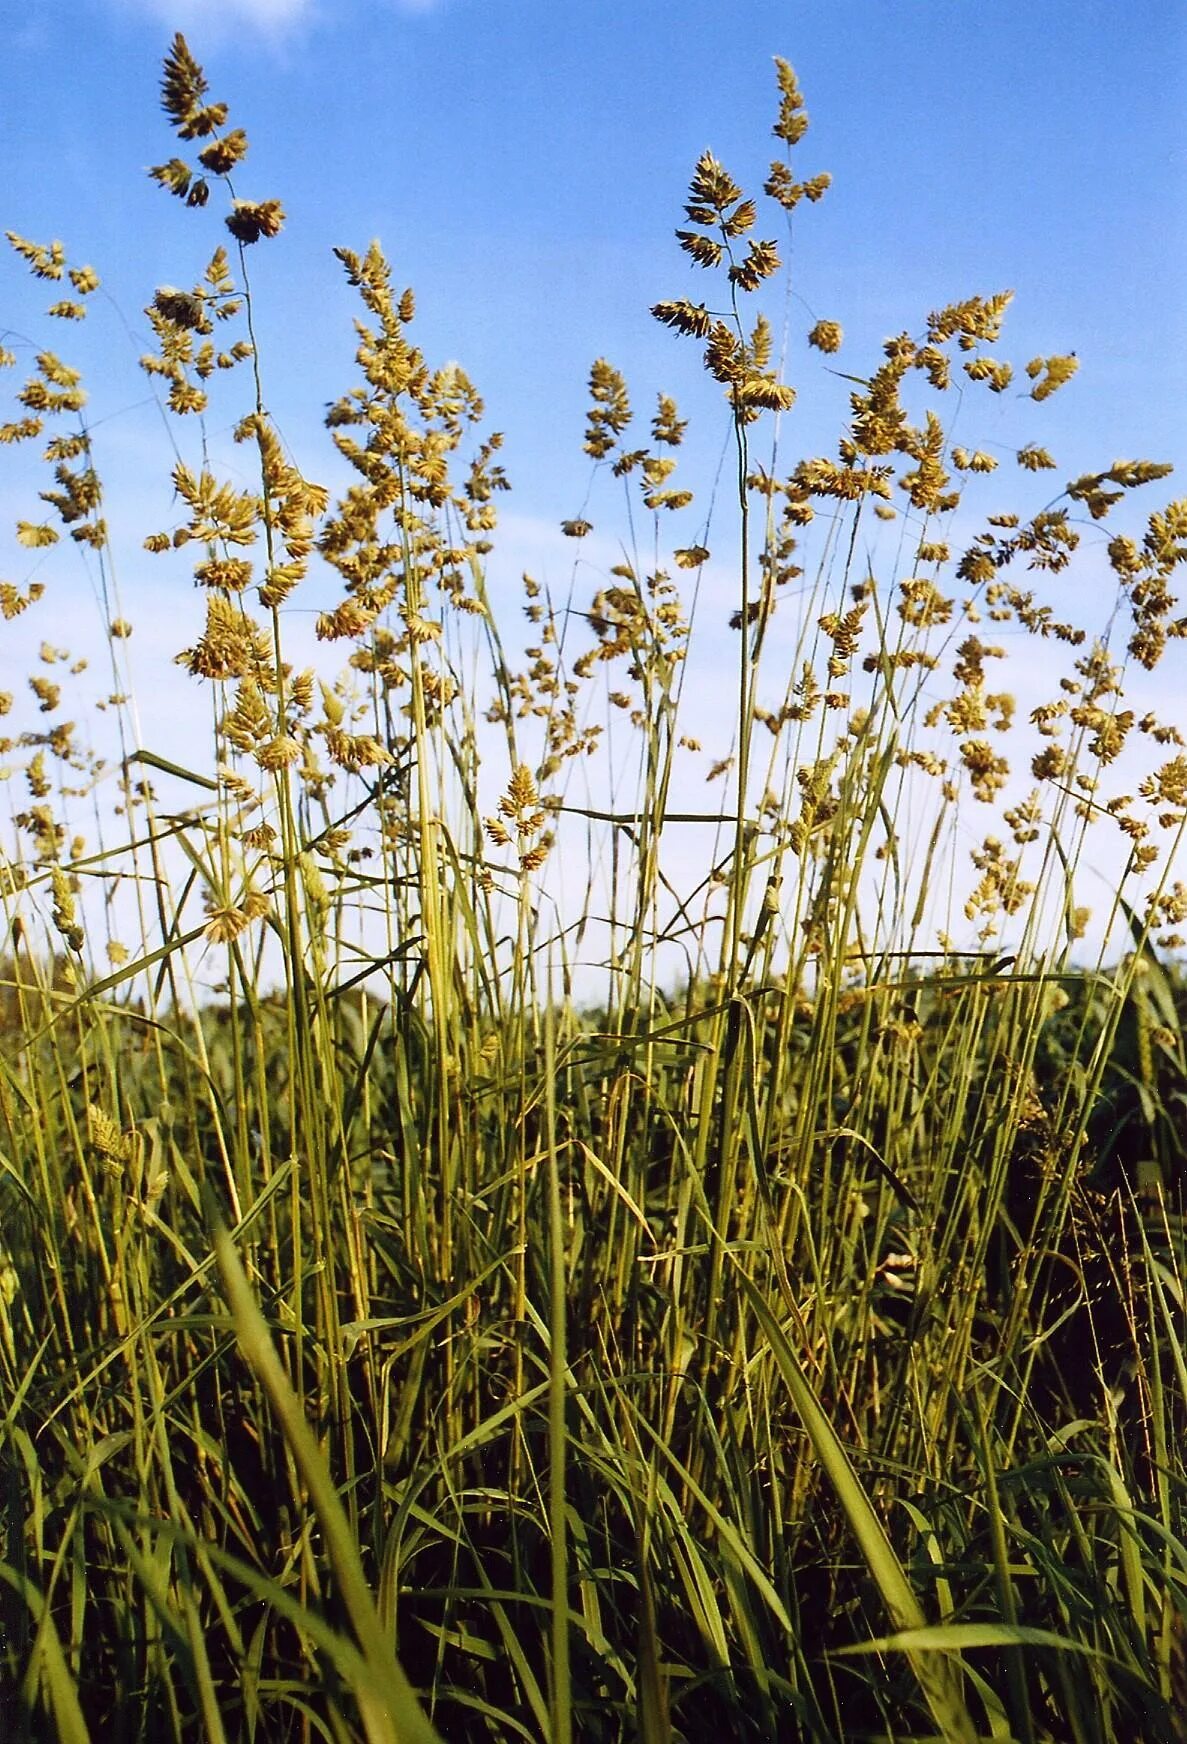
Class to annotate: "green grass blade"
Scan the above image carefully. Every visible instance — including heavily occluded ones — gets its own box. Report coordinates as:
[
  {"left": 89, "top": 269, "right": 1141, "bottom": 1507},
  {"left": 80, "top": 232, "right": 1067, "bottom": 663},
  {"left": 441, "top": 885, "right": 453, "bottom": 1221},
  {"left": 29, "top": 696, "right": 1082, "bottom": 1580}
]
[
  {"left": 212, "top": 1217, "right": 443, "bottom": 1744},
  {"left": 729, "top": 1255, "right": 980, "bottom": 1744}
]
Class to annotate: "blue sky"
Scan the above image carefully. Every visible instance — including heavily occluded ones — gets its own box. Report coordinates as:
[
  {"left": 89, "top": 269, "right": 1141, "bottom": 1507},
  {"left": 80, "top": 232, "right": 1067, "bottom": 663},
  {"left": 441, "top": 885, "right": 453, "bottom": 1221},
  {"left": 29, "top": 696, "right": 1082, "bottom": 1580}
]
[
  {"left": 5, "top": 0, "right": 1185, "bottom": 515},
  {"left": 3, "top": 0, "right": 1186, "bottom": 968}
]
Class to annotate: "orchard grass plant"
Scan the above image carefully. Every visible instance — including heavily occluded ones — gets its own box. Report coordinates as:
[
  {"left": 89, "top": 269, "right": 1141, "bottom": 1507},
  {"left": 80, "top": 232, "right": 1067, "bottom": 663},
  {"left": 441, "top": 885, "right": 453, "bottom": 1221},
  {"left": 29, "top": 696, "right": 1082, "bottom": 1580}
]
[{"left": 3, "top": 37, "right": 1187, "bottom": 1743}]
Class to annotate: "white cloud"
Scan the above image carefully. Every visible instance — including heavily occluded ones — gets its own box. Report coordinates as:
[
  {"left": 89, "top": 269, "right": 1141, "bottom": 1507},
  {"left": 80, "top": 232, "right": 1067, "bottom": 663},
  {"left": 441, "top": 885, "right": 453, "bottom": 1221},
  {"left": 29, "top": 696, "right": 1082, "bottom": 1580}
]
[
  {"left": 119, "top": 0, "right": 443, "bottom": 37},
  {"left": 119, "top": 0, "right": 317, "bottom": 40}
]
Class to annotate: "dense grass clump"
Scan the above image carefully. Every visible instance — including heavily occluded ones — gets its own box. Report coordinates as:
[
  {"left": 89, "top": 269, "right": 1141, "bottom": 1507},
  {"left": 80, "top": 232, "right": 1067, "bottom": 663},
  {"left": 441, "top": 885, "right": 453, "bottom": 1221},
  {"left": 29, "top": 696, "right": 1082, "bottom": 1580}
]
[{"left": 2, "top": 37, "right": 1187, "bottom": 1743}]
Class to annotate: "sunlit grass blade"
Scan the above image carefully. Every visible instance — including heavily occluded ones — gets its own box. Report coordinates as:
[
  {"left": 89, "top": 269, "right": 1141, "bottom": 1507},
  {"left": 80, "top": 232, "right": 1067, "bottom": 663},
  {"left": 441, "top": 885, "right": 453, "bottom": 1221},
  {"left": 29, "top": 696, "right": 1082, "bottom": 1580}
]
[
  {"left": 212, "top": 1216, "right": 443, "bottom": 1744},
  {"left": 729, "top": 1256, "right": 981, "bottom": 1744}
]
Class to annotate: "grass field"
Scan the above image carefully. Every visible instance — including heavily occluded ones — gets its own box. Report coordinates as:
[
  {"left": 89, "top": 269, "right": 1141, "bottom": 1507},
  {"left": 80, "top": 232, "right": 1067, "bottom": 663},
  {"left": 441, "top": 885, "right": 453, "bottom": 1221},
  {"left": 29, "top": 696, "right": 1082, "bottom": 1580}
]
[{"left": 2, "top": 37, "right": 1187, "bottom": 1743}]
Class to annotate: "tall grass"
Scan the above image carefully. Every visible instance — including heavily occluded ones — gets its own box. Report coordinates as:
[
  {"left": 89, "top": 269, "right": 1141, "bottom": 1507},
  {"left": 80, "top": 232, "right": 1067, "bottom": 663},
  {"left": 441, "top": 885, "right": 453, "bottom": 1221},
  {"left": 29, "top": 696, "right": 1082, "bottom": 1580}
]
[{"left": 2, "top": 37, "right": 1187, "bottom": 1742}]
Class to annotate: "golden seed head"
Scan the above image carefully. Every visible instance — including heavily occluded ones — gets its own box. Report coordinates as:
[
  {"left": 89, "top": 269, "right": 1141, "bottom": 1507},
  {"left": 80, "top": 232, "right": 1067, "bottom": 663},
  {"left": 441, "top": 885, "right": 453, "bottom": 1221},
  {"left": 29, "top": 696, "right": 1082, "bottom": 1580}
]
[
  {"left": 808, "top": 320, "right": 843, "bottom": 354},
  {"left": 16, "top": 521, "right": 59, "bottom": 549},
  {"left": 203, "top": 904, "right": 250, "bottom": 944},
  {"left": 254, "top": 734, "right": 301, "bottom": 771},
  {"left": 87, "top": 1103, "right": 129, "bottom": 1164},
  {"left": 6, "top": 232, "right": 66, "bottom": 282},
  {"left": 1027, "top": 353, "right": 1079, "bottom": 401},
  {"left": 225, "top": 200, "right": 285, "bottom": 246},
  {"left": 161, "top": 35, "right": 227, "bottom": 141},
  {"left": 771, "top": 58, "right": 809, "bottom": 147},
  {"left": 198, "top": 130, "right": 249, "bottom": 176}
]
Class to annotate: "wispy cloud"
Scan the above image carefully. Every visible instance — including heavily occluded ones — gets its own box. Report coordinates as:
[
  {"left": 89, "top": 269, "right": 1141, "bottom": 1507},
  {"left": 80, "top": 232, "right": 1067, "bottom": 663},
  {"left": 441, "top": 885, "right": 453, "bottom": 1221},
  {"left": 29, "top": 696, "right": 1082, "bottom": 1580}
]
[
  {"left": 120, "top": 0, "right": 443, "bottom": 38},
  {"left": 127, "top": 0, "right": 317, "bottom": 34}
]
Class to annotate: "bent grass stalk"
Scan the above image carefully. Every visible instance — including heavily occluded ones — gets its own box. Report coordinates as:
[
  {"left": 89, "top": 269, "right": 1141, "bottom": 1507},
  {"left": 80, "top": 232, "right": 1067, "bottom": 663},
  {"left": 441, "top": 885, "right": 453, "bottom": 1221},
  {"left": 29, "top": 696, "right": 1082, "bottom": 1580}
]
[{"left": 213, "top": 1214, "right": 442, "bottom": 1744}]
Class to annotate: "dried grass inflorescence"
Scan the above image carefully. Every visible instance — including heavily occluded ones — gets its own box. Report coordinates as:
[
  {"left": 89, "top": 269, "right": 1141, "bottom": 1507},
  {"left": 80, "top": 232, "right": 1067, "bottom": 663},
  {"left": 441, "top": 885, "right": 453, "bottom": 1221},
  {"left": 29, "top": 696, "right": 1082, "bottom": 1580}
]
[{"left": 153, "top": 33, "right": 277, "bottom": 236}]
